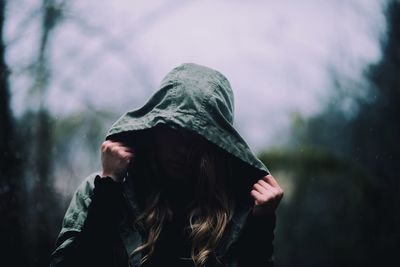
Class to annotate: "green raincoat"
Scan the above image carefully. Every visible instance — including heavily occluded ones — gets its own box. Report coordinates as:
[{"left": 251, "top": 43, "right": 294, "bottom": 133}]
[{"left": 50, "top": 63, "right": 276, "bottom": 267}]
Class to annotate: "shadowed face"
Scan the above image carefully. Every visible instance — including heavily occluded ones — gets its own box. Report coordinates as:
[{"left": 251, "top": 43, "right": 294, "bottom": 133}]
[{"left": 154, "top": 125, "right": 200, "bottom": 180}]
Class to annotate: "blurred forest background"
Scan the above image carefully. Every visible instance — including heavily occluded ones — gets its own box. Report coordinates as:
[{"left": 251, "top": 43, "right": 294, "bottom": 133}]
[{"left": 0, "top": 0, "right": 399, "bottom": 266}]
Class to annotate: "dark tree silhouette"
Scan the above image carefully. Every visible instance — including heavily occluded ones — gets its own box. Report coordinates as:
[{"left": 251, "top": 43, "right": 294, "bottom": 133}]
[
  {"left": 351, "top": 1, "right": 400, "bottom": 264},
  {"left": 265, "top": 1, "right": 400, "bottom": 266},
  {"left": 0, "top": 1, "right": 25, "bottom": 266}
]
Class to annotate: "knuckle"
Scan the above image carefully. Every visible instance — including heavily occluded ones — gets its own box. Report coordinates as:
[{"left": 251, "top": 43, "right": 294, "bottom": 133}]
[
  {"left": 101, "top": 141, "right": 108, "bottom": 150},
  {"left": 103, "top": 141, "right": 114, "bottom": 151},
  {"left": 111, "top": 145, "right": 120, "bottom": 154},
  {"left": 277, "top": 188, "right": 284, "bottom": 195},
  {"left": 117, "top": 150, "right": 125, "bottom": 158},
  {"left": 269, "top": 187, "right": 277, "bottom": 195}
]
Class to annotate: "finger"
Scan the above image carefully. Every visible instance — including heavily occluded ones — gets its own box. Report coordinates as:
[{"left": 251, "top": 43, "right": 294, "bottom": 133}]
[
  {"left": 112, "top": 141, "right": 129, "bottom": 149},
  {"left": 114, "top": 142, "right": 134, "bottom": 153},
  {"left": 121, "top": 146, "right": 134, "bottom": 153},
  {"left": 101, "top": 140, "right": 114, "bottom": 151},
  {"left": 105, "top": 141, "right": 122, "bottom": 151},
  {"left": 253, "top": 183, "right": 272, "bottom": 196},
  {"left": 105, "top": 140, "right": 129, "bottom": 149},
  {"left": 255, "top": 180, "right": 283, "bottom": 199},
  {"left": 263, "top": 174, "right": 280, "bottom": 188},
  {"left": 121, "top": 150, "right": 134, "bottom": 158},
  {"left": 110, "top": 143, "right": 132, "bottom": 154},
  {"left": 119, "top": 151, "right": 134, "bottom": 162},
  {"left": 258, "top": 180, "right": 281, "bottom": 197},
  {"left": 261, "top": 177, "right": 284, "bottom": 199},
  {"left": 250, "top": 189, "right": 264, "bottom": 202},
  {"left": 257, "top": 179, "right": 275, "bottom": 191},
  {"left": 257, "top": 179, "right": 279, "bottom": 193},
  {"left": 251, "top": 189, "right": 273, "bottom": 204}
]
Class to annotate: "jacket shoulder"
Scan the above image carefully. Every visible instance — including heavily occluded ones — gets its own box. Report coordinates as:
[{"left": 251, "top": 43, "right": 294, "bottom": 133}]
[{"left": 59, "top": 171, "right": 100, "bottom": 233}]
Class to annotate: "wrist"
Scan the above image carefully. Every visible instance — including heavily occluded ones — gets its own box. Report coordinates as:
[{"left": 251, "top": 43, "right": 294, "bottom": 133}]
[
  {"left": 90, "top": 175, "right": 125, "bottom": 222},
  {"left": 252, "top": 205, "right": 276, "bottom": 216},
  {"left": 101, "top": 171, "right": 121, "bottom": 183},
  {"left": 247, "top": 211, "right": 276, "bottom": 230}
]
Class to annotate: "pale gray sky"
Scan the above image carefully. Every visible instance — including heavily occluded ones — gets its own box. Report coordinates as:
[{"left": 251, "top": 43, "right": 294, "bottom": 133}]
[{"left": 6, "top": 0, "right": 387, "bottom": 152}]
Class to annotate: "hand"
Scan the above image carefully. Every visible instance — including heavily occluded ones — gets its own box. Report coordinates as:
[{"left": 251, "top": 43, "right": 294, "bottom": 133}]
[
  {"left": 101, "top": 140, "right": 134, "bottom": 182},
  {"left": 250, "top": 174, "right": 284, "bottom": 216}
]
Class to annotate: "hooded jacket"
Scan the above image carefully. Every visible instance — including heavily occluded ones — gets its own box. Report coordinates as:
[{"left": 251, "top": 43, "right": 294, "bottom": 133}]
[{"left": 50, "top": 63, "right": 276, "bottom": 267}]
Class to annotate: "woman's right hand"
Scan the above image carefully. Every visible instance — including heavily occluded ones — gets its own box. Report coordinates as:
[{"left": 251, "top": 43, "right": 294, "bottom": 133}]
[{"left": 101, "top": 140, "right": 134, "bottom": 182}]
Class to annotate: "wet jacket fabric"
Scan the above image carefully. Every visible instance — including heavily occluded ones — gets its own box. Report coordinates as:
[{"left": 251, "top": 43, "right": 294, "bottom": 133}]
[{"left": 50, "top": 63, "right": 276, "bottom": 267}]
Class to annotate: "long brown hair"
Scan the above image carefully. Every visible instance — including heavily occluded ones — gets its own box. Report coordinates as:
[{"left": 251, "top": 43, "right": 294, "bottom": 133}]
[{"left": 130, "top": 129, "right": 235, "bottom": 266}]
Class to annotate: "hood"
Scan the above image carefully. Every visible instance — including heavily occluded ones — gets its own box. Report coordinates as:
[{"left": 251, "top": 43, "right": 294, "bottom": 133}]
[{"left": 106, "top": 63, "right": 269, "bottom": 182}]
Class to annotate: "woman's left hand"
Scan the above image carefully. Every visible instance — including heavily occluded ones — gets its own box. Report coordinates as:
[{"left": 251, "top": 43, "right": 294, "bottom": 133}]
[{"left": 250, "top": 174, "right": 284, "bottom": 216}]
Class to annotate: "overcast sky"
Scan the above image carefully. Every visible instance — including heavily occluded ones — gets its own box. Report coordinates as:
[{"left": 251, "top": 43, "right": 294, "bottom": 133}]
[{"left": 6, "top": 0, "right": 387, "bottom": 152}]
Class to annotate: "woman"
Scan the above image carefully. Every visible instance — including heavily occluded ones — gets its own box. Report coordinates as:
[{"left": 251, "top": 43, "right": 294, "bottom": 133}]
[{"left": 50, "top": 63, "right": 283, "bottom": 267}]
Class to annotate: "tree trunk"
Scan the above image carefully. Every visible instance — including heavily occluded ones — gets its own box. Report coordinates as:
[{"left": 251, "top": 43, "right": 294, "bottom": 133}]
[{"left": 0, "top": 1, "right": 26, "bottom": 266}]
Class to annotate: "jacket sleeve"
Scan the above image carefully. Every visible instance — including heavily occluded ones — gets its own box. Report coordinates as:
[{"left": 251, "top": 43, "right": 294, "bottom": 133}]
[
  {"left": 234, "top": 212, "right": 276, "bottom": 267},
  {"left": 50, "top": 174, "right": 128, "bottom": 267}
]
